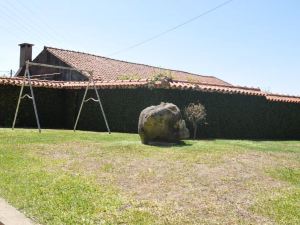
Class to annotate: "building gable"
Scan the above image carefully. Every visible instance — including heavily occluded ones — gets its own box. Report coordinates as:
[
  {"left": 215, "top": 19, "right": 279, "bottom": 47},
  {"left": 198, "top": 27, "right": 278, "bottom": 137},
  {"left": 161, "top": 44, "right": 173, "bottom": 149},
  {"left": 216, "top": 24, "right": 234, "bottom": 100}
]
[{"left": 16, "top": 48, "right": 87, "bottom": 81}]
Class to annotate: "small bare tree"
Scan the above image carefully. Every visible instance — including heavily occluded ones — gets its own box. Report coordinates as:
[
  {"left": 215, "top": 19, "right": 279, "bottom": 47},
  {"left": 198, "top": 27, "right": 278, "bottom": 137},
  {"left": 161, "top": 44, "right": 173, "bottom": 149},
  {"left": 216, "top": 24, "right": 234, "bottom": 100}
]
[{"left": 184, "top": 103, "right": 207, "bottom": 139}]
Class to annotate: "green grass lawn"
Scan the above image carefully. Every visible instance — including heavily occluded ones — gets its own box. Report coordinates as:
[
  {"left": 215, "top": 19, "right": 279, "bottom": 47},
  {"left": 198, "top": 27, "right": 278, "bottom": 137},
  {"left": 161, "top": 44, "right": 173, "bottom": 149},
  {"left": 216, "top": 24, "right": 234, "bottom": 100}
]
[{"left": 0, "top": 129, "right": 299, "bottom": 225}]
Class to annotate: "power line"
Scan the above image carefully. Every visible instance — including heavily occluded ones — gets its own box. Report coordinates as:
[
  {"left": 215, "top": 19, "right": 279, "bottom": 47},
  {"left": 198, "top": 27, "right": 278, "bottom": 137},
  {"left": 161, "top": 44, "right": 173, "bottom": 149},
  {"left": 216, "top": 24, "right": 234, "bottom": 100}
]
[
  {"left": 12, "top": 0, "right": 67, "bottom": 43},
  {"left": 0, "top": 7, "right": 44, "bottom": 45},
  {"left": 76, "top": 0, "right": 235, "bottom": 78},
  {"left": 12, "top": 0, "right": 91, "bottom": 51},
  {"left": 108, "top": 0, "right": 235, "bottom": 56},
  {"left": 7, "top": 0, "right": 61, "bottom": 43},
  {"left": 0, "top": 1, "right": 51, "bottom": 44},
  {"left": 2, "top": 1, "right": 235, "bottom": 81},
  {"left": 41, "top": 0, "right": 235, "bottom": 81}
]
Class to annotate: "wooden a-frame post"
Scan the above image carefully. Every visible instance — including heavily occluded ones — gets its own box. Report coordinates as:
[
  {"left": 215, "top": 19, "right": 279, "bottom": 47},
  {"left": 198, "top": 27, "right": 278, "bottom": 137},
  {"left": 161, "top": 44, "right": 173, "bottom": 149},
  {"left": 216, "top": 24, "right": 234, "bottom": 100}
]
[
  {"left": 12, "top": 60, "right": 41, "bottom": 132},
  {"left": 73, "top": 71, "right": 111, "bottom": 133},
  {"left": 11, "top": 61, "right": 111, "bottom": 134}
]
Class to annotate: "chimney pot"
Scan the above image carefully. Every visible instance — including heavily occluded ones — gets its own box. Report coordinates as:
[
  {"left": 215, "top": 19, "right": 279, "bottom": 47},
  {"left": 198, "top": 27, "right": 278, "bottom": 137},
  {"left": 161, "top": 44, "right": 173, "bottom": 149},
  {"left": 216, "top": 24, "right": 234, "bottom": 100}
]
[{"left": 19, "top": 43, "right": 34, "bottom": 68}]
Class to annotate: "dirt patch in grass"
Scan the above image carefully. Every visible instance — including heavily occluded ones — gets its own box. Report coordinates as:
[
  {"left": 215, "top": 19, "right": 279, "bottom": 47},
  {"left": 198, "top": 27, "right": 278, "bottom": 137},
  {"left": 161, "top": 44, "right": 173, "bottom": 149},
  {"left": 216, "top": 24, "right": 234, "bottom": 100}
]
[
  {"left": 28, "top": 139, "right": 300, "bottom": 224},
  {"left": 109, "top": 152, "right": 284, "bottom": 224}
]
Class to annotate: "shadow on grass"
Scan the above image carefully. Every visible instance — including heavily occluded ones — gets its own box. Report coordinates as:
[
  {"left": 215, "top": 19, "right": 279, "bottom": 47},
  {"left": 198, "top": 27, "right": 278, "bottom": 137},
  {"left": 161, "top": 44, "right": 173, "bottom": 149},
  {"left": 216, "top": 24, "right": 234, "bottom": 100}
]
[{"left": 145, "top": 140, "right": 193, "bottom": 148}]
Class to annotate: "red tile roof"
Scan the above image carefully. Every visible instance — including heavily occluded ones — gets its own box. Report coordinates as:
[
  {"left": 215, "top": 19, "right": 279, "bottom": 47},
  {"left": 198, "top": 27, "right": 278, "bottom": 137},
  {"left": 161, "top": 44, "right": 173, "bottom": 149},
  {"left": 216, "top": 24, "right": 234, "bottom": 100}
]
[
  {"left": 169, "top": 80, "right": 264, "bottom": 96},
  {"left": 266, "top": 94, "right": 300, "bottom": 103},
  {"left": 1, "top": 77, "right": 300, "bottom": 104},
  {"left": 63, "top": 79, "right": 149, "bottom": 89},
  {"left": 45, "top": 47, "right": 232, "bottom": 86},
  {"left": 0, "top": 77, "right": 64, "bottom": 89}
]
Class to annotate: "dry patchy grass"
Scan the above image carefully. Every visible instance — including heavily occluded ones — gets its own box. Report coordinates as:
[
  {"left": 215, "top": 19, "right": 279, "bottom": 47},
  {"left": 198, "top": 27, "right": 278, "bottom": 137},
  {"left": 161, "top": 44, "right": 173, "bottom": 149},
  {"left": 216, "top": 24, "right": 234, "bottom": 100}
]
[{"left": 0, "top": 129, "right": 299, "bottom": 224}]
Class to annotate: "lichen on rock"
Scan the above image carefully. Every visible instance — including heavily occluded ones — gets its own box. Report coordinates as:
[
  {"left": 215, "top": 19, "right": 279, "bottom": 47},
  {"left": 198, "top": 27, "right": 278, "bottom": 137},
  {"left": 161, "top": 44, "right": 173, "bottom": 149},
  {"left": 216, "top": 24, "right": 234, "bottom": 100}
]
[{"left": 138, "top": 102, "right": 189, "bottom": 145}]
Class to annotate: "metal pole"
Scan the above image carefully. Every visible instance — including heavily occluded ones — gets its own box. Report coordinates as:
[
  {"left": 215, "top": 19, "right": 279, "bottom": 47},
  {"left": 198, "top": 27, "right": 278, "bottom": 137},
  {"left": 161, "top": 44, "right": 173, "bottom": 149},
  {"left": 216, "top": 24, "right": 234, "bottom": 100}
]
[
  {"left": 91, "top": 75, "right": 111, "bottom": 134},
  {"left": 12, "top": 70, "right": 26, "bottom": 130},
  {"left": 73, "top": 79, "right": 90, "bottom": 131},
  {"left": 26, "top": 62, "right": 41, "bottom": 133}
]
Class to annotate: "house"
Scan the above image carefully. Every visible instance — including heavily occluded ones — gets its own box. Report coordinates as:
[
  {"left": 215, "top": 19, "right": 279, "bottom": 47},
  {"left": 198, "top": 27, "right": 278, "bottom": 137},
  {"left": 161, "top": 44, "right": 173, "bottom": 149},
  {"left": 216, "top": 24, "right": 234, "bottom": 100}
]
[
  {"left": 16, "top": 43, "right": 232, "bottom": 85},
  {"left": 0, "top": 43, "right": 300, "bottom": 139}
]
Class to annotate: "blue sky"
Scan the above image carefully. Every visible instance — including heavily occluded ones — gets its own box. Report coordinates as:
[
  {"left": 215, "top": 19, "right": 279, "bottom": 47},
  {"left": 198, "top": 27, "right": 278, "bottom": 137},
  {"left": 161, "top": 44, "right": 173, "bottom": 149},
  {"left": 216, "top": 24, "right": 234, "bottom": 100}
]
[{"left": 0, "top": 0, "right": 299, "bottom": 95}]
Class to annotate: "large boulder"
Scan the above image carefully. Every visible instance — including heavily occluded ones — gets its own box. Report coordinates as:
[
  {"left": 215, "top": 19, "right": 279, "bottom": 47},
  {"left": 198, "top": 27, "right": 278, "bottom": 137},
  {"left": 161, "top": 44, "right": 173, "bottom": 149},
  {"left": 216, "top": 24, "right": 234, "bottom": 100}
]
[{"left": 138, "top": 102, "right": 189, "bottom": 144}]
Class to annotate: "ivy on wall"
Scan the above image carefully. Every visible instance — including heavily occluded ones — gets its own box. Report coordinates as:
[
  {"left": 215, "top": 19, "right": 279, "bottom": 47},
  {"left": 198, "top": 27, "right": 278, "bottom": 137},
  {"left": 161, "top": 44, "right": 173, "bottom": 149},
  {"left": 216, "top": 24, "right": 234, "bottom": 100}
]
[{"left": 1, "top": 86, "right": 300, "bottom": 139}]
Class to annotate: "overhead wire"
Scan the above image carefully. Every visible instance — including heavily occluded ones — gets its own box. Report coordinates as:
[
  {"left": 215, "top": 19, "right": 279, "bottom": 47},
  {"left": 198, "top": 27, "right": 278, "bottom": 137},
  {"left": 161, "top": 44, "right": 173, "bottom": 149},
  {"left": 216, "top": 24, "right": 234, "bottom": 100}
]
[
  {"left": 0, "top": 8, "right": 44, "bottom": 45},
  {"left": 7, "top": 0, "right": 61, "bottom": 43},
  {"left": 89, "top": 0, "right": 236, "bottom": 78},
  {"left": 0, "top": 14, "right": 43, "bottom": 45},
  {"left": 108, "top": 0, "right": 234, "bottom": 57},
  {"left": 2, "top": 0, "right": 235, "bottom": 80},
  {"left": 63, "top": 0, "right": 236, "bottom": 80},
  {"left": 0, "top": 1, "right": 52, "bottom": 44},
  {"left": 12, "top": 0, "right": 67, "bottom": 44}
]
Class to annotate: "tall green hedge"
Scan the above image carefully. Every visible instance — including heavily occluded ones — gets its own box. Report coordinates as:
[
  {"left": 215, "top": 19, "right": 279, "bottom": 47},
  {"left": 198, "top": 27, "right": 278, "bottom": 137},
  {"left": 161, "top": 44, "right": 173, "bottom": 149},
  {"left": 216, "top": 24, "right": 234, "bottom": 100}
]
[
  {"left": 0, "top": 86, "right": 65, "bottom": 129},
  {"left": 1, "top": 85, "right": 300, "bottom": 139}
]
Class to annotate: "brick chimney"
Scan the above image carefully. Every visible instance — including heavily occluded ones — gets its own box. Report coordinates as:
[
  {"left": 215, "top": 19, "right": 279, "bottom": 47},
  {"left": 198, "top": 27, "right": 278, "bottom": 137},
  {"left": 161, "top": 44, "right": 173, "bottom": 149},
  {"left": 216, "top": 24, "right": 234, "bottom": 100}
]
[{"left": 19, "top": 43, "right": 34, "bottom": 68}]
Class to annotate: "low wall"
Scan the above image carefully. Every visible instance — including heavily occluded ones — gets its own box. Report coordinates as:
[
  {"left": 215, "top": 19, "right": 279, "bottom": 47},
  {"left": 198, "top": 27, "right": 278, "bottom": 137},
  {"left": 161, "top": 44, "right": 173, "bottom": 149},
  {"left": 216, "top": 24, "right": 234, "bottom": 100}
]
[{"left": 1, "top": 86, "right": 300, "bottom": 139}]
